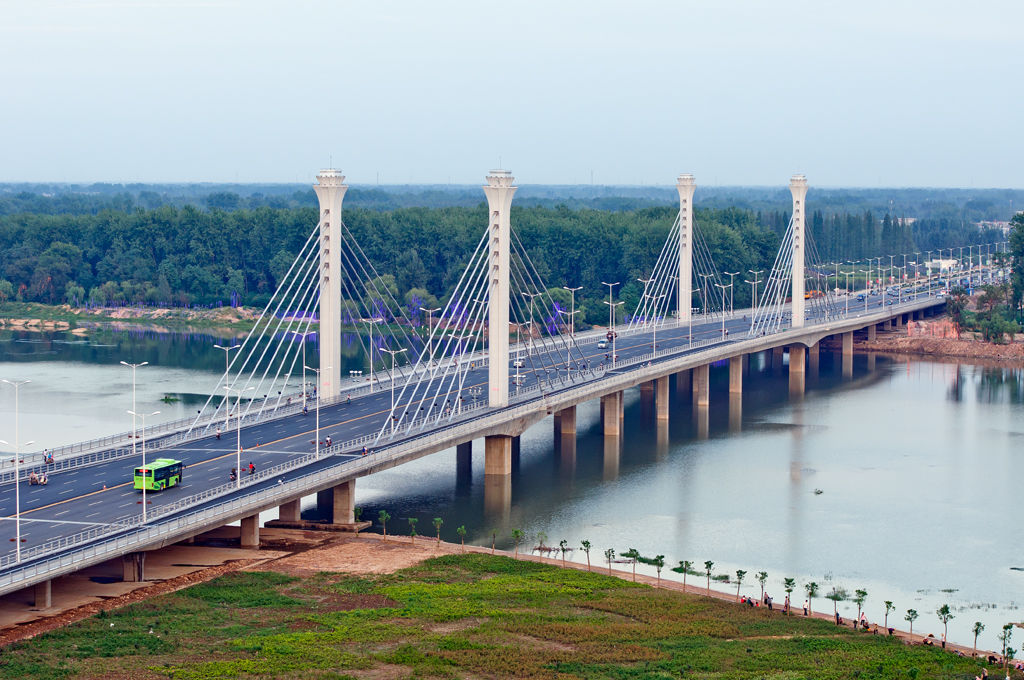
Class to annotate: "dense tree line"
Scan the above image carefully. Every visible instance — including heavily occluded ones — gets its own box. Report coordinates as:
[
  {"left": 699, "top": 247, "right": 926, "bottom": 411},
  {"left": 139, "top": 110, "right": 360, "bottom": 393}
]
[{"left": 0, "top": 201, "right": 1008, "bottom": 326}]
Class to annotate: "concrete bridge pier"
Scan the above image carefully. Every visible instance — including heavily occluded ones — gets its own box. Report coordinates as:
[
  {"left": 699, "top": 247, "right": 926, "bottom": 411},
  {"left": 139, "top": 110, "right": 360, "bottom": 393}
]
[
  {"left": 484, "top": 435, "right": 513, "bottom": 518},
  {"left": 728, "top": 356, "right": 743, "bottom": 395},
  {"left": 808, "top": 342, "right": 819, "bottom": 376},
  {"left": 772, "top": 346, "right": 785, "bottom": 372},
  {"left": 316, "top": 480, "right": 355, "bottom": 524},
  {"left": 693, "top": 364, "right": 709, "bottom": 407},
  {"left": 122, "top": 552, "right": 146, "bottom": 582},
  {"left": 655, "top": 376, "right": 669, "bottom": 421},
  {"left": 554, "top": 406, "right": 576, "bottom": 439},
  {"left": 240, "top": 514, "right": 260, "bottom": 548},
  {"left": 33, "top": 579, "right": 51, "bottom": 609},
  {"left": 601, "top": 392, "right": 622, "bottom": 436},
  {"left": 789, "top": 345, "right": 806, "bottom": 396},
  {"left": 278, "top": 499, "right": 301, "bottom": 522},
  {"left": 868, "top": 324, "right": 877, "bottom": 341}
]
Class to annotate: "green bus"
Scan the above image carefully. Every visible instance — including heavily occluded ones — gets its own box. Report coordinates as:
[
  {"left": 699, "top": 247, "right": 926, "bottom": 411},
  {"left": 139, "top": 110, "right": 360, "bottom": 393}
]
[{"left": 134, "top": 458, "right": 184, "bottom": 491}]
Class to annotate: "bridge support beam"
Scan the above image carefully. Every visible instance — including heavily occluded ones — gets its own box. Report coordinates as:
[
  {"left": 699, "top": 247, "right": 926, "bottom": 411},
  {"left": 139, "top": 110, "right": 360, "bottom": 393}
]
[
  {"left": 313, "top": 170, "right": 348, "bottom": 400},
  {"left": 868, "top": 324, "right": 877, "bottom": 341},
  {"left": 122, "top": 552, "right": 146, "bottom": 583},
  {"left": 554, "top": 406, "right": 577, "bottom": 437},
  {"left": 772, "top": 346, "right": 785, "bottom": 372},
  {"left": 808, "top": 342, "right": 819, "bottom": 374},
  {"left": 601, "top": 392, "right": 622, "bottom": 437},
  {"left": 333, "top": 480, "right": 355, "bottom": 525},
  {"left": 895, "top": 314, "right": 904, "bottom": 329},
  {"left": 240, "top": 514, "right": 260, "bottom": 548},
  {"left": 278, "top": 499, "right": 301, "bottom": 523},
  {"left": 484, "top": 170, "right": 517, "bottom": 409},
  {"left": 789, "top": 345, "right": 806, "bottom": 396},
  {"left": 842, "top": 332, "right": 854, "bottom": 356},
  {"left": 693, "top": 364, "right": 709, "bottom": 407},
  {"left": 484, "top": 435, "right": 513, "bottom": 476},
  {"left": 484, "top": 435, "right": 512, "bottom": 519},
  {"left": 32, "top": 579, "right": 52, "bottom": 609},
  {"left": 729, "top": 356, "right": 743, "bottom": 395},
  {"left": 656, "top": 377, "right": 669, "bottom": 421}
]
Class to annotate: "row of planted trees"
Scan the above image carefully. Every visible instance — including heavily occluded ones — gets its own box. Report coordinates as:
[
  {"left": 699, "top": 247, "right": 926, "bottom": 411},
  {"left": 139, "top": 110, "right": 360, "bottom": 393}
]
[{"left": 366, "top": 510, "right": 1019, "bottom": 669}]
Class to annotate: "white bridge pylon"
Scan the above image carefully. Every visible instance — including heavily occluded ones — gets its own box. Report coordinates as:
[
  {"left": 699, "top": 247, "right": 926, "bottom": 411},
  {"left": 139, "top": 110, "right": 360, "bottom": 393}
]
[
  {"left": 484, "top": 170, "right": 516, "bottom": 408},
  {"left": 314, "top": 169, "right": 348, "bottom": 399}
]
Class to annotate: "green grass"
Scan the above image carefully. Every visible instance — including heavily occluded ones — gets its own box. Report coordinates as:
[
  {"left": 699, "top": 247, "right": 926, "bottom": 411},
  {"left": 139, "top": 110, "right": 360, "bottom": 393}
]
[{"left": 0, "top": 557, "right": 1006, "bottom": 679}]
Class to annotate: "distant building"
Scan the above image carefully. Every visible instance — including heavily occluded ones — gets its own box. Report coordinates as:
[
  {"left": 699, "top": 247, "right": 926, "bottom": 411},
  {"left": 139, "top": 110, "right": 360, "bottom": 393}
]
[
  {"left": 895, "top": 216, "right": 916, "bottom": 226},
  {"left": 976, "top": 220, "right": 1011, "bottom": 235}
]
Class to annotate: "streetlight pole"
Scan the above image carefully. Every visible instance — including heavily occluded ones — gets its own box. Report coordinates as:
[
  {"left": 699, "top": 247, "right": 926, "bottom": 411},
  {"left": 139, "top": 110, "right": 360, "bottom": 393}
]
[
  {"left": 860, "top": 270, "right": 871, "bottom": 312},
  {"left": 640, "top": 292, "right": 665, "bottom": 355},
  {"left": 562, "top": 286, "right": 582, "bottom": 337},
  {"left": 724, "top": 272, "right": 739, "bottom": 318},
  {"left": 637, "top": 276, "right": 654, "bottom": 327},
  {"left": 521, "top": 292, "right": 540, "bottom": 356},
  {"left": 119, "top": 361, "right": 148, "bottom": 460},
  {"left": 1, "top": 378, "right": 32, "bottom": 562},
  {"left": 419, "top": 306, "right": 441, "bottom": 368},
  {"left": 224, "top": 385, "right": 254, "bottom": 483},
  {"left": 212, "top": 345, "right": 238, "bottom": 428},
  {"left": 303, "top": 366, "right": 324, "bottom": 458},
  {"left": 127, "top": 409, "right": 159, "bottom": 523},
  {"left": 715, "top": 283, "right": 731, "bottom": 336},
  {"left": 698, "top": 273, "right": 713, "bottom": 317},
  {"left": 362, "top": 318, "right": 382, "bottom": 391},
  {"left": 379, "top": 349, "right": 407, "bottom": 431},
  {"left": 843, "top": 272, "right": 853, "bottom": 316},
  {"left": 287, "top": 331, "right": 313, "bottom": 411},
  {"left": 601, "top": 281, "right": 619, "bottom": 330},
  {"left": 556, "top": 309, "right": 579, "bottom": 375}
]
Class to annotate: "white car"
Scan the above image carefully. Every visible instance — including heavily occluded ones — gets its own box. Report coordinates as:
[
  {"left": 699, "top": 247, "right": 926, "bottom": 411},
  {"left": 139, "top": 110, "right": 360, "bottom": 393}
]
[
  {"left": 512, "top": 359, "right": 524, "bottom": 368},
  {"left": 597, "top": 340, "right": 608, "bottom": 349}
]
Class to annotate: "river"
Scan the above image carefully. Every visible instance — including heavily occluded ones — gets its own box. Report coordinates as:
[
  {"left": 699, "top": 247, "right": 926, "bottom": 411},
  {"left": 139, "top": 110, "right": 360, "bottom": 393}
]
[{"left": 0, "top": 327, "right": 1021, "bottom": 649}]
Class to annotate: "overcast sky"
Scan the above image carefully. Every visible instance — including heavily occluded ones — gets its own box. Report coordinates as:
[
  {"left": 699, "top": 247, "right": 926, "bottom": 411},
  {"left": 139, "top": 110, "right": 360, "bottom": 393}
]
[{"left": 2, "top": 1, "right": 1022, "bottom": 187}]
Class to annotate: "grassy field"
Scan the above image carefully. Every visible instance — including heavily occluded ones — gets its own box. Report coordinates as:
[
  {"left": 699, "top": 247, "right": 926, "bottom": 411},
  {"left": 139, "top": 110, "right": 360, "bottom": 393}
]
[{"left": 0, "top": 554, "right": 1003, "bottom": 679}]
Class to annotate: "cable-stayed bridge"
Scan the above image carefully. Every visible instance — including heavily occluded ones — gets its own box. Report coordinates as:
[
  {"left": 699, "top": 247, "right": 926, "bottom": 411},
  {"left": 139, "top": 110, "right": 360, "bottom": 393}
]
[{"left": 0, "top": 169, "right": 1004, "bottom": 606}]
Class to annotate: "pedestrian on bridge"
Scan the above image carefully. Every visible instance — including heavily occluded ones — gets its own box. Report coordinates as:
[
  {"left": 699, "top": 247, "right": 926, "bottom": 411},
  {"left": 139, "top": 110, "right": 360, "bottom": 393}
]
[{"left": 248, "top": 462, "right": 255, "bottom": 475}]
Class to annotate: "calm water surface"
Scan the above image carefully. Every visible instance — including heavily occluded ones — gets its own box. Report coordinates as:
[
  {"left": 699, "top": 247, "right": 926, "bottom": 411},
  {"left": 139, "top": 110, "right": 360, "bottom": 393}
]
[{"left": 1, "top": 328, "right": 1021, "bottom": 648}]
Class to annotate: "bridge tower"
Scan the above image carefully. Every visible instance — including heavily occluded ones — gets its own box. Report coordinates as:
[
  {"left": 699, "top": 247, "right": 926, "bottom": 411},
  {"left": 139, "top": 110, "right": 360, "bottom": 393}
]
[
  {"left": 789, "top": 174, "right": 808, "bottom": 329},
  {"left": 676, "top": 174, "right": 696, "bottom": 322},
  {"left": 483, "top": 170, "right": 517, "bottom": 408},
  {"left": 313, "top": 169, "right": 348, "bottom": 399}
]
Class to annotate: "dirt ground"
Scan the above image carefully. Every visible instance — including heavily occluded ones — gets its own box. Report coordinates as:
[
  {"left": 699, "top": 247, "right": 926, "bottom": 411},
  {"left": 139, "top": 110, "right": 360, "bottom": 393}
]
[{"left": 253, "top": 532, "right": 461, "bottom": 577}]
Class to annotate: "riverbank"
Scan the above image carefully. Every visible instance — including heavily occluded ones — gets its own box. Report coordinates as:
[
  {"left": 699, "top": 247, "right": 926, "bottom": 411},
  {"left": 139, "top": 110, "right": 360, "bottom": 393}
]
[
  {"left": 821, "top": 316, "right": 1024, "bottom": 362},
  {"left": 0, "top": 301, "right": 261, "bottom": 336},
  {"left": 0, "top": 532, "right": 1013, "bottom": 678}
]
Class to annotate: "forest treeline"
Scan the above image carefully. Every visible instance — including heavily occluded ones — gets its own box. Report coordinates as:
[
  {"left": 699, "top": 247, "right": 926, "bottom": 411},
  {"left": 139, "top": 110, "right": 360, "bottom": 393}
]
[{"left": 0, "top": 202, "right": 1004, "bottom": 325}]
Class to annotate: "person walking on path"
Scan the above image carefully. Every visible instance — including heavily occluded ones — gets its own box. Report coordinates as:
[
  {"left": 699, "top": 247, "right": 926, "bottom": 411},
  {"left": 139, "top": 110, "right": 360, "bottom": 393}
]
[{"left": 803, "top": 599, "right": 808, "bottom": 616}]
